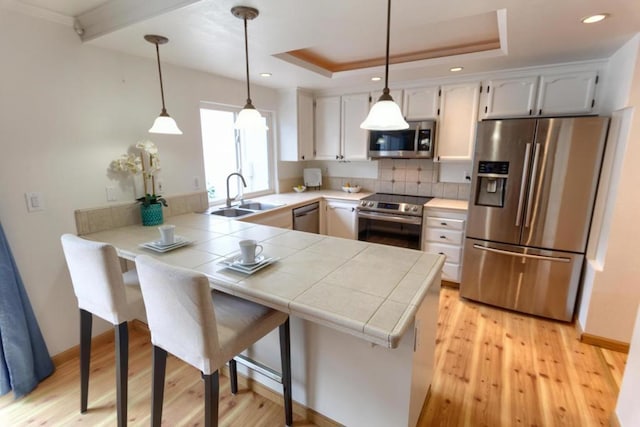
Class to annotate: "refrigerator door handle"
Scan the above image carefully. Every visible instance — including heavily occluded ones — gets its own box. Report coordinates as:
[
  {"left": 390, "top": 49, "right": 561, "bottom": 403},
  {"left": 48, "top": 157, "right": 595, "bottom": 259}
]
[
  {"left": 515, "top": 143, "right": 532, "bottom": 227},
  {"left": 472, "top": 244, "right": 571, "bottom": 263},
  {"left": 525, "top": 143, "right": 542, "bottom": 227}
]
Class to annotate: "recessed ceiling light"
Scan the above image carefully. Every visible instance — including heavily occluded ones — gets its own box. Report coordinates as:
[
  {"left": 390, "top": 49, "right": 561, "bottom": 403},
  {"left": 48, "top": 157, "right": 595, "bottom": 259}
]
[
  {"left": 581, "top": 13, "right": 609, "bottom": 24},
  {"left": 259, "top": 72, "right": 272, "bottom": 77},
  {"left": 450, "top": 66, "right": 464, "bottom": 72},
  {"left": 371, "top": 76, "right": 382, "bottom": 81}
]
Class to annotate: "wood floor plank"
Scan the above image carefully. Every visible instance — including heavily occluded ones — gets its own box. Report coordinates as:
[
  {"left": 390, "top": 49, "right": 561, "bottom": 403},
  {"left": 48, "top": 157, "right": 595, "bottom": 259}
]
[{"left": 0, "top": 287, "right": 627, "bottom": 426}]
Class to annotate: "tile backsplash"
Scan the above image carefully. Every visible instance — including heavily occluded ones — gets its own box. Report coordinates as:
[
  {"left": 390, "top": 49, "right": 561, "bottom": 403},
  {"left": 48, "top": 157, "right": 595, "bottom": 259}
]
[{"left": 318, "top": 159, "right": 470, "bottom": 200}]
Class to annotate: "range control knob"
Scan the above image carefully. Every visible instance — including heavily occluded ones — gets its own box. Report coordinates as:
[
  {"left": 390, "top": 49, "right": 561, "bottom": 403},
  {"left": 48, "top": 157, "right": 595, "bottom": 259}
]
[
  {"left": 411, "top": 206, "right": 418, "bottom": 212},
  {"left": 360, "top": 201, "right": 366, "bottom": 206},
  {"left": 404, "top": 206, "right": 410, "bottom": 212},
  {"left": 368, "top": 201, "right": 375, "bottom": 207}
]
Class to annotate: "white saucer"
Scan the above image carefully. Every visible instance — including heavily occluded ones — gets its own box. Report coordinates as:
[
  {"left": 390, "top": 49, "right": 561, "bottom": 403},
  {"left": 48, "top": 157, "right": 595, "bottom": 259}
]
[{"left": 234, "top": 254, "right": 265, "bottom": 266}]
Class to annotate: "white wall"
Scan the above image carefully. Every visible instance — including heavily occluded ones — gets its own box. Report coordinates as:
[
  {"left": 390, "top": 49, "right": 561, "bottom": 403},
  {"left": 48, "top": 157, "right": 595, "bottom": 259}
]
[
  {"left": 0, "top": 9, "right": 279, "bottom": 355},
  {"left": 578, "top": 34, "right": 640, "bottom": 342},
  {"left": 615, "top": 305, "right": 640, "bottom": 426}
]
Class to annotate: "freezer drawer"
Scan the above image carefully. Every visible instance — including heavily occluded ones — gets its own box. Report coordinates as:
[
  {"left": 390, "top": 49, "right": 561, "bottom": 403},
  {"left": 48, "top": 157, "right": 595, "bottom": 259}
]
[{"left": 460, "top": 238, "right": 584, "bottom": 321}]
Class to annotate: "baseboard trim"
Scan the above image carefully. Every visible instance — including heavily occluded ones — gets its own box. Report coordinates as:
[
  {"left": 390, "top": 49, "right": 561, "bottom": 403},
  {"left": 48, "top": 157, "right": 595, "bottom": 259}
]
[
  {"left": 441, "top": 280, "right": 459, "bottom": 289},
  {"left": 609, "top": 410, "right": 621, "bottom": 427},
  {"left": 52, "top": 327, "right": 115, "bottom": 367},
  {"left": 578, "top": 329, "right": 630, "bottom": 354}
]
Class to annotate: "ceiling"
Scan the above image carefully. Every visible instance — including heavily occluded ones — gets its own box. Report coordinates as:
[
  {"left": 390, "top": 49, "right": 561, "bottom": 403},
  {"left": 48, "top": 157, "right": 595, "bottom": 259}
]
[{"left": 13, "top": 0, "right": 640, "bottom": 91}]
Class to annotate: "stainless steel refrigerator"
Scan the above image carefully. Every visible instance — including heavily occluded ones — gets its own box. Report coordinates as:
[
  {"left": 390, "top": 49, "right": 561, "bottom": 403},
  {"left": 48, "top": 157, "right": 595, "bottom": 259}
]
[{"left": 460, "top": 117, "right": 609, "bottom": 321}]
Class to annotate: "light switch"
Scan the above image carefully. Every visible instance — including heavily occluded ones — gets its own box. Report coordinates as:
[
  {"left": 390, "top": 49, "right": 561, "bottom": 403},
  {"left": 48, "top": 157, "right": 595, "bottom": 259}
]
[
  {"left": 25, "top": 192, "right": 44, "bottom": 212},
  {"left": 106, "top": 187, "right": 117, "bottom": 201}
]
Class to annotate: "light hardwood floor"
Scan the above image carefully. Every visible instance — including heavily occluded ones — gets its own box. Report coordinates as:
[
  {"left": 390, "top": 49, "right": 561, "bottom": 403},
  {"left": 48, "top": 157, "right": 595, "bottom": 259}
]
[{"left": 0, "top": 287, "right": 627, "bottom": 426}]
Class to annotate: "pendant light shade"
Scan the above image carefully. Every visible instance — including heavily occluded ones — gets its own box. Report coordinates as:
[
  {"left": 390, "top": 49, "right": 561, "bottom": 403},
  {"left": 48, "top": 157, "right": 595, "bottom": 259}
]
[
  {"left": 360, "top": 0, "right": 408, "bottom": 130},
  {"left": 145, "top": 35, "right": 182, "bottom": 135},
  {"left": 232, "top": 6, "right": 268, "bottom": 131}
]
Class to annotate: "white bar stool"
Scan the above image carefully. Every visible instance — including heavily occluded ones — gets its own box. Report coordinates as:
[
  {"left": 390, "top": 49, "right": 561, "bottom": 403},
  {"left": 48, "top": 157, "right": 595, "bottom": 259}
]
[
  {"left": 60, "top": 234, "right": 142, "bottom": 427},
  {"left": 134, "top": 254, "right": 292, "bottom": 427}
]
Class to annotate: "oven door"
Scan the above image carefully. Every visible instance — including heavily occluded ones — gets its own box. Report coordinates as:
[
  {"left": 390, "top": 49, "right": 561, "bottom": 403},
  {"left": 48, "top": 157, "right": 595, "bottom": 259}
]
[{"left": 357, "top": 211, "right": 423, "bottom": 250}]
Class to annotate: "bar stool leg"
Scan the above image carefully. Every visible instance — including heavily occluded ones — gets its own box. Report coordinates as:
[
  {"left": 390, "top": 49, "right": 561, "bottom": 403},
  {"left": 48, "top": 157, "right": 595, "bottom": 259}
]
[
  {"left": 203, "top": 371, "right": 220, "bottom": 427},
  {"left": 151, "top": 346, "right": 167, "bottom": 427},
  {"left": 229, "top": 359, "right": 238, "bottom": 394},
  {"left": 79, "top": 309, "right": 92, "bottom": 413},
  {"left": 279, "top": 319, "right": 293, "bottom": 426},
  {"left": 115, "top": 322, "right": 128, "bottom": 427}
]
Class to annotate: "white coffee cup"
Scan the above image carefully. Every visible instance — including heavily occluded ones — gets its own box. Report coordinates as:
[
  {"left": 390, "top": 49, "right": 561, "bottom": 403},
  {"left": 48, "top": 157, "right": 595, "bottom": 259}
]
[
  {"left": 158, "top": 224, "right": 176, "bottom": 245},
  {"left": 239, "top": 239, "right": 263, "bottom": 264}
]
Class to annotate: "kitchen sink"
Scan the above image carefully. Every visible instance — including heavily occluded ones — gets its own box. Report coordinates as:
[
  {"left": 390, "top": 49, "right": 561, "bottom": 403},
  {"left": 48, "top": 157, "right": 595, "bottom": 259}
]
[
  {"left": 237, "top": 201, "right": 283, "bottom": 211},
  {"left": 210, "top": 208, "right": 254, "bottom": 217}
]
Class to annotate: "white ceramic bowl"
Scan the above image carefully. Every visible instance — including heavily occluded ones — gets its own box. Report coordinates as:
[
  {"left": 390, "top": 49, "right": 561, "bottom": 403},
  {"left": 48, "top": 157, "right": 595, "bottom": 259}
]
[
  {"left": 293, "top": 186, "right": 307, "bottom": 193},
  {"left": 342, "top": 186, "right": 361, "bottom": 193}
]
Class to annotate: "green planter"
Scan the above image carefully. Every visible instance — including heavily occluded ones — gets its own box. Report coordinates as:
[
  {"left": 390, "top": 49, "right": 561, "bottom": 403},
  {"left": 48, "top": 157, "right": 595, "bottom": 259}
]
[{"left": 140, "top": 203, "right": 163, "bottom": 226}]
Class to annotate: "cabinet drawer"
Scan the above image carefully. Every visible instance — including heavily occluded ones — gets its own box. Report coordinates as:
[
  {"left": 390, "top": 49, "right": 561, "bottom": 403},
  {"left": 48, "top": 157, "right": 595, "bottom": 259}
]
[
  {"left": 425, "top": 228, "right": 463, "bottom": 245},
  {"left": 426, "top": 216, "right": 465, "bottom": 231},
  {"left": 442, "top": 262, "right": 461, "bottom": 283},
  {"left": 424, "top": 242, "right": 461, "bottom": 264}
]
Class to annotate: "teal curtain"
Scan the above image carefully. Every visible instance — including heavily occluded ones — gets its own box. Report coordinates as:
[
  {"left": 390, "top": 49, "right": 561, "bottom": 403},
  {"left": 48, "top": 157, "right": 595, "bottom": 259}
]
[{"left": 0, "top": 221, "right": 54, "bottom": 398}]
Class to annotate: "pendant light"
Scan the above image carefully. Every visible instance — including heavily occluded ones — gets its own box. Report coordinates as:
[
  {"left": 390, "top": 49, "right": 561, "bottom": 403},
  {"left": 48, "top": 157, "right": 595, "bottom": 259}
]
[
  {"left": 360, "top": 0, "right": 409, "bottom": 130},
  {"left": 145, "top": 35, "right": 183, "bottom": 135},
  {"left": 232, "top": 6, "right": 268, "bottom": 131}
]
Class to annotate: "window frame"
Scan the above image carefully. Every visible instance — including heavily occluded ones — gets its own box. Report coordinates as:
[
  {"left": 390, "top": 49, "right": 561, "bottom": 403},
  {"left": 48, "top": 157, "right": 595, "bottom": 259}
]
[{"left": 199, "top": 102, "right": 276, "bottom": 206}]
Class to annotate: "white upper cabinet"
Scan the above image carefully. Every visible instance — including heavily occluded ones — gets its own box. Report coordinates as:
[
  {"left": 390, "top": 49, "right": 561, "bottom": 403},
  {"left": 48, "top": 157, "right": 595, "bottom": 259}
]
[
  {"left": 314, "top": 95, "right": 342, "bottom": 160},
  {"left": 536, "top": 70, "right": 598, "bottom": 116},
  {"left": 403, "top": 86, "right": 440, "bottom": 120},
  {"left": 341, "top": 92, "right": 370, "bottom": 161},
  {"left": 278, "top": 89, "right": 315, "bottom": 161},
  {"left": 436, "top": 82, "right": 481, "bottom": 162},
  {"left": 479, "top": 70, "right": 599, "bottom": 119},
  {"left": 315, "top": 92, "right": 370, "bottom": 161},
  {"left": 480, "top": 76, "right": 539, "bottom": 119}
]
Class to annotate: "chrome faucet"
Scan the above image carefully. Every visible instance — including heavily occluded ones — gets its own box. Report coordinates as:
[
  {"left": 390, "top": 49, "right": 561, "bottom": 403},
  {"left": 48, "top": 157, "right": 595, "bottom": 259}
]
[{"left": 226, "top": 172, "right": 247, "bottom": 207}]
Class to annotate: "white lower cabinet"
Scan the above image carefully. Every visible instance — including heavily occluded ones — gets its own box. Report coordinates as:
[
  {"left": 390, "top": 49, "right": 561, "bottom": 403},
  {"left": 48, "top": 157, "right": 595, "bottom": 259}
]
[
  {"left": 324, "top": 199, "right": 357, "bottom": 239},
  {"left": 422, "top": 208, "right": 467, "bottom": 283}
]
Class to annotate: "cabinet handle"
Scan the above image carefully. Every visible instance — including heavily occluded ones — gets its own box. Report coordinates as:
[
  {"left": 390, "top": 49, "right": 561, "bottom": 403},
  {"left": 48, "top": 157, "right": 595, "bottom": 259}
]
[
  {"left": 301, "top": 155, "right": 305, "bottom": 160},
  {"left": 538, "top": 109, "right": 542, "bottom": 115},
  {"left": 351, "top": 207, "right": 355, "bottom": 212},
  {"left": 438, "top": 252, "right": 445, "bottom": 255},
  {"left": 440, "top": 222, "right": 448, "bottom": 226},
  {"left": 440, "top": 235, "right": 447, "bottom": 239},
  {"left": 336, "top": 155, "right": 339, "bottom": 160}
]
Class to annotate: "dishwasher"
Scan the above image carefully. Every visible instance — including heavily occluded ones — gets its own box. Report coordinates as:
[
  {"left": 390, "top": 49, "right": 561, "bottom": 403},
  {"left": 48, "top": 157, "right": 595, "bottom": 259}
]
[{"left": 292, "top": 202, "right": 320, "bottom": 234}]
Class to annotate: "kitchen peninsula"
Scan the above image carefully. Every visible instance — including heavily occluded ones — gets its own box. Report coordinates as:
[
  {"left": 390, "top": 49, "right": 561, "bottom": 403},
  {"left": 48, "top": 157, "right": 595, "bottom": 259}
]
[{"left": 82, "top": 209, "right": 444, "bottom": 427}]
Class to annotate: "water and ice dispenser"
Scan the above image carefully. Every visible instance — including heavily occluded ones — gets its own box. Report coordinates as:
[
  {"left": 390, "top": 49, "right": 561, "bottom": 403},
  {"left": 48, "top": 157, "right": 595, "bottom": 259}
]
[{"left": 474, "top": 161, "right": 509, "bottom": 207}]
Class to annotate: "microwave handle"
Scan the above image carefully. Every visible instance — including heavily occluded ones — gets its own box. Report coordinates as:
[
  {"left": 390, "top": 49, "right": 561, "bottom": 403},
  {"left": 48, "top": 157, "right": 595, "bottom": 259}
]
[{"left": 413, "top": 123, "right": 420, "bottom": 151}]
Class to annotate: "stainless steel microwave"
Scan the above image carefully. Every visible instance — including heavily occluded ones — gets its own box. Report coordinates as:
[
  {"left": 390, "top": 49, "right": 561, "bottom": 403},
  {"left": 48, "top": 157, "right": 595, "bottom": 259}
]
[{"left": 368, "top": 120, "right": 436, "bottom": 159}]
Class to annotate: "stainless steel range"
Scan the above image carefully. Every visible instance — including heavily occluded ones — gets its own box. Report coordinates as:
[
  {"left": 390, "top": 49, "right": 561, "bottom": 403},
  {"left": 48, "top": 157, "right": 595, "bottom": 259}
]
[{"left": 357, "top": 193, "right": 432, "bottom": 249}]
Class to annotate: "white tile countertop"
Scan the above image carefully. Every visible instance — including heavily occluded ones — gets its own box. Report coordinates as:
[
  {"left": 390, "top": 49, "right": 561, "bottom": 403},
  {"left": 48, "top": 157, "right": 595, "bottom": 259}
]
[
  {"left": 84, "top": 212, "right": 444, "bottom": 348},
  {"left": 425, "top": 198, "right": 469, "bottom": 211}
]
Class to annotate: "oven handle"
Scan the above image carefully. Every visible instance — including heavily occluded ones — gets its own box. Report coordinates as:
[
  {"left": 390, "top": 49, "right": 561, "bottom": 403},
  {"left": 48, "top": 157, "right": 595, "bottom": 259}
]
[{"left": 357, "top": 211, "right": 423, "bottom": 225}]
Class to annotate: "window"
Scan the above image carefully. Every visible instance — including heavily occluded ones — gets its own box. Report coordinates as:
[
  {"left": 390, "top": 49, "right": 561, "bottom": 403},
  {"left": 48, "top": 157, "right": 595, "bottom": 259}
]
[{"left": 200, "top": 104, "right": 274, "bottom": 204}]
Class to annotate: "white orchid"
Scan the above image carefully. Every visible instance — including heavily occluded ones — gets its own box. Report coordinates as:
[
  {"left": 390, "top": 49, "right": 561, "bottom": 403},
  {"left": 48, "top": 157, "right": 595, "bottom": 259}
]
[
  {"left": 136, "top": 140, "right": 158, "bottom": 155},
  {"left": 110, "top": 140, "right": 163, "bottom": 199}
]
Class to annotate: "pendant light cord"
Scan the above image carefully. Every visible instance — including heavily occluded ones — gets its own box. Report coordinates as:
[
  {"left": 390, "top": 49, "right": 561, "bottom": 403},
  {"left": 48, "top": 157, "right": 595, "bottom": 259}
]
[
  {"left": 154, "top": 42, "right": 167, "bottom": 113},
  {"left": 383, "top": 0, "right": 391, "bottom": 94},
  {"left": 243, "top": 16, "right": 252, "bottom": 104}
]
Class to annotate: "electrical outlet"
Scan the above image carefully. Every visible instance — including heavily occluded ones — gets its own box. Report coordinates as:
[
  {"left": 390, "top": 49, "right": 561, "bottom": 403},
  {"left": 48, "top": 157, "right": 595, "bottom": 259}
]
[
  {"left": 157, "top": 180, "right": 164, "bottom": 193},
  {"left": 25, "top": 192, "right": 44, "bottom": 212},
  {"left": 193, "top": 176, "right": 200, "bottom": 190}
]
